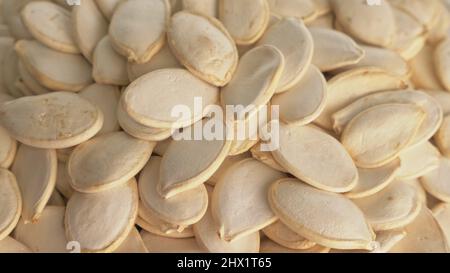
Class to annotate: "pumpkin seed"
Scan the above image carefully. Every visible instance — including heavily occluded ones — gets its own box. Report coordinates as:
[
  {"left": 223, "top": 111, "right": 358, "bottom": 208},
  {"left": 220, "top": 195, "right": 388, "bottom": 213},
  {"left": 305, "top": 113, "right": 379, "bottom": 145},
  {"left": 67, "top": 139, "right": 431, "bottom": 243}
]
[{"left": 0, "top": 169, "right": 21, "bottom": 240}]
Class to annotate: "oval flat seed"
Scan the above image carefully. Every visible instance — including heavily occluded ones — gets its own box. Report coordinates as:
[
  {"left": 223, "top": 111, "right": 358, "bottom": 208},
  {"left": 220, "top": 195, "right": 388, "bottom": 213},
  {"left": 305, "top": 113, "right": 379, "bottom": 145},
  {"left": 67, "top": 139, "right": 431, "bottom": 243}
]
[
  {"left": 353, "top": 181, "right": 422, "bottom": 231},
  {"left": 221, "top": 45, "right": 284, "bottom": 113},
  {"left": 332, "top": 90, "right": 443, "bottom": 148},
  {"left": 122, "top": 68, "right": 218, "bottom": 129},
  {"left": 79, "top": 84, "right": 121, "bottom": 135},
  {"left": 212, "top": 158, "right": 286, "bottom": 241},
  {"left": 72, "top": 0, "right": 108, "bottom": 62},
  {"left": 140, "top": 230, "right": 205, "bottom": 253},
  {"left": 391, "top": 6, "right": 425, "bottom": 60},
  {"left": 345, "top": 159, "right": 401, "bottom": 200},
  {"left": 250, "top": 143, "right": 287, "bottom": 173},
  {"left": 272, "top": 124, "right": 357, "bottom": 193},
  {"left": 432, "top": 203, "right": 450, "bottom": 246},
  {"left": 139, "top": 156, "right": 208, "bottom": 226},
  {"left": 271, "top": 65, "right": 327, "bottom": 126},
  {"left": 0, "top": 169, "right": 21, "bottom": 241},
  {"left": 435, "top": 115, "right": 450, "bottom": 157},
  {"left": 309, "top": 27, "right": 364, "bottom": 72},
  {"left": 315, "top": 67, "right": 409, "bottom": 130},
  {"left": 389, "top": 0, "right": 439, "bottom": 30},
  {"left": 168, "top": 11, "right": 238, "bottom": 86},
  {"left": 92, "top": 36, "right": 129, "bottom": 86},
  {"left": 181, "top": 0, "right": 218, "bottom": 17},
  {"left": 257, "top": 18, "right": 313, "bottom": 93},
  {"left": 389, "top": 207, "right": 448, "bottom": 253},
  {"left": 0, "top": 126, "right": 16, "bottom": 168},
  {"left": 331, "top": 0, "right": 395, "bottom": 47},
  {"left": 194, "top": 193, "right": 260, "bottom": 253},
  {"left": 410, "top": 44, "right": 444, "bottom": 91},
  {"left": 263, "top": 221, "right": 316, "bottom": 250},
  {"left": 219, "top": 0, "right": 269, "bottom": 45},
  {"left": 159, "top": 120, "right": 231, "bottom": 198},
  {"left": 96, "top": 0, "right": 122, "bottom": 20},
  {"left": 68, "top": 131, "right": 154, "bottom": 193},
  {"left": 0, "top": 92, "right": 103, "bottom": 149},
  {"left": 260, "top": 238, "right": 330, "bottom": 253},
  {"left": 17, "top": 61, "right": 50, "bottom": 95},
  {"left": 113, "top": 228, "right": 148, "bottom": 253},
  {"left": 126, "top": 44, "right": 181, "bottom": 82},
  {"left": 21, "top": 1, "right": 79, "bottom": 54},
  {"left": 15, "top": 40, "right": 93, "bottom": 92},
  {"left": 341, "top": 104, "right": 426, "bottom": 168},
  {"left": 339, "top": 45, "right": 410, "bottom": 77},
  {"left": 267, "top": 0, "right": 317, "bottom": 22},
  {"left": 109, "top": 0, "right": 170, "bottom": 64},
  {"left": 14, "top": 206, "right": 68, "bottom": 253},
  {"left": 65, "top": 179, "right": 139, "bottom": 253},
  {"left": 208, "top": 152, "right": 251, "bottom": 186},
  {"left": 268, "top": 178, "right": 376, "bottom": 250},
  {"left": 0, "top": 236, "right": 32, "bottom": 253},
  {"left": 435, "top": 38, "right": 450, "bottom": 92},
  {"left": 421, "top": 158, "right": 450, "bottom": 203},
  {"left": 11, "top": 145, "right": 56, "bottom": 223},
  {"left": 397, "top": 142, "right": 441, "bottom": 180}
]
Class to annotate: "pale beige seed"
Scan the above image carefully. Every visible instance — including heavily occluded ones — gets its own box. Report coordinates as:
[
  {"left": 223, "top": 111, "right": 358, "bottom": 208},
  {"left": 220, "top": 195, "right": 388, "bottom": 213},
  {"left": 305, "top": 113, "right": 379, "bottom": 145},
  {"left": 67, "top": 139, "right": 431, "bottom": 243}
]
[
  {"left": 55, "top": 161, "right": 74, "bottom": 199},
  {"left": 410, "top": 44, "right": 444, "bottom": 91},
  {"left": 182, "top": 0, "right": 218, "bottom": 17},
  {"left": 421, "top": 158, "right": 450, "bottom": 203},
  {"left": 315, "top": 67, "right": 409, "bottom": 130},
  {"left": 345, "top": 159, "right": 401, "bottom": 200},
  {"left": 389, "top": 207, "right": 448, "bottom": 253},
  {"left": 341, "top": 104, "right": 426, "bottom": 168},
  {"left": 0, "top": 92, "right": 103, "bottom": 149},
  {"left": 272, "top": 124, "right": 357, "bottom": 193},
  {"left": 332, "top": 90, "right": 444, "bottom": 148},
  {"left": 122, "top": 68, "right": 219, "bottom": 129},
  {"left": 79, "top": 84, "right": 121, "bottom": 136},
  {"left": 68, "top": 131, "right": 155, "bottom": 193},
  {"left": 331, "top": 0, "right": 395, "bottom": 47},
  {"left": 389, "top": 0, "right": 440, "bottom": 30},
  {"left": 432, "top": 203, "right": 450, "bottom": 247},
  {"left": 306, "top": 12, "right": 334, "bottom": 29},
  {"left": 0, "top": 236, "right": 32, "bottom": 253},
  {"left": 0, "top": 126, "right": 16, "bottom": 169},
  {"left": 397, "top": 142, "right": 441, "bottom": 180},
  {"left": 0, "top": 169, "right": 21, "bottom": 241},
  {"left": 159, "top": 119, "right": 231, "bottom": 198},
  {"left": 331, "top": 230, "right": 408, "bottom": 253},
  {"left": 113, "top": 228, "right": 148, "bottom": 253},
  {"left": 72, "top": 0, "right": 108, "bottom": 62},
  {"left": 2, "top": 0, "right": 32, "bottom": 40},
  {"left": 427, "top": 0, "right": 450, "bottom": 44},
  {"left": 212, "top": 159, "right": 285, "bottom": 241},
  {"left": 219, "top": 0, "right": 269, "bottom": 45},
  {"left": 208, "top": 152, "right": 251, "bottom": 186},
  {"left": 92, "top": 36, "right": 129, "bottom": 86},
  {"left": 435, "top": 38, "right": 450, "bottom": 92},
  {"left": 260, "top": 238, "right": 330, "bottom": 253},
  {"left": 354, "top": 181, "right": 422, "bottom": 231},
  {"left": 139, "top": 156, "right": 208, "bottom": 226},
  {"left": 271, "top": 65, "right": 327, "bottom": 126},
  {"left": 250, "top": 143, "right": 287, "bottom": 173},
  {"left": 12, "top": 145, "right": 56, "bottom": 223},
  {"left": 221, "top": 45, "right": 284, "bottom": 112},
  {"left": 14, "top": 206, "right": 68, "bottom": 253},
  {"left": 65, "top": 179, "right": 139, "bottom": 253},
  {"left": 427, "top": 90, "right": 450, "bottom": 116},
  {"left": 96, "top": 0, "right": 122, "bottom": 20},
  {"left": 263, "top": 221, "right": 316, "bottom": 250},
  {"left": 391, "top": 7, "right": 425, "bottom": 60},
  {"left": 194, "top": 191, "right": 260, "bottom": 253},
  {"left": 257, "top": 18, "right": 313, "bottom": 93},
  {"left": 168, "top": 11, "right": 238, "bottom": 86},
  {"left": 21, "top": 1, "right": 79, "bottom": 54},
  {"left": 140, "top": 230, "right": 205, "bottom": 253},
  {"left": 15, "top": 40, "right": 93, "bottom": 92},
  {"left": 339, "top": 45, "right": 409, "bottom": 77},
  {"left": 267, "top": 0, "right": 317, "bottom": 23},
  {"left": 436, "top": 116, "right": 450, "bottom": 157},
  {"left": 126, "top": 44, "right": 181, "bottom": 82},
  {"left": 17, "top": 60, "right": 50, "bottom": 95},
  {"left": 309, "top": 27, "right": 364, "bottom": 72},
  {"left": 136, "top": 217, "right": 194, "bottom": 239},
  {"left": 109, "top": 0, "right": 170, "bottom": 64},
  {"left": 269, "top": 178, "right": 376, "bottom": 250}
]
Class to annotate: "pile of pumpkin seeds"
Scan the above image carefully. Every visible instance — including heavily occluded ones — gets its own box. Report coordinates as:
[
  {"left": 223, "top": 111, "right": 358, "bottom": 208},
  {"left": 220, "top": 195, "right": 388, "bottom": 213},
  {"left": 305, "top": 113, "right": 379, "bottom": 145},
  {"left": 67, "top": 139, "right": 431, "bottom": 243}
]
[{"left": 0, "top": 0, "right": 450, "bottom": 253}]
